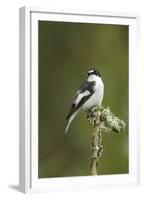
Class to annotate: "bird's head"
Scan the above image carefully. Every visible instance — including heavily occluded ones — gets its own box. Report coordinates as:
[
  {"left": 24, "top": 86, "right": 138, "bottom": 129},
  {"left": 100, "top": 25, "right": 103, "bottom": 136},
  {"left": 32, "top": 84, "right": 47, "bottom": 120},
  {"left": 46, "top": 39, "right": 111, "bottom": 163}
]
[{"left": 88, "top": 69, "right": 101, "bottom": 78}]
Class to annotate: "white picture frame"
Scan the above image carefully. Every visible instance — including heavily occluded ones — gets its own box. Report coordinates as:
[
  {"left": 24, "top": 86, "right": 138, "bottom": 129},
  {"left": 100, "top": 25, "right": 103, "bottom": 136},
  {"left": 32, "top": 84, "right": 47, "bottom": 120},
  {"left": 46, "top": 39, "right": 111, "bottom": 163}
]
[{"left": 19, "top": 6, "right": 140, "bottom": 193}]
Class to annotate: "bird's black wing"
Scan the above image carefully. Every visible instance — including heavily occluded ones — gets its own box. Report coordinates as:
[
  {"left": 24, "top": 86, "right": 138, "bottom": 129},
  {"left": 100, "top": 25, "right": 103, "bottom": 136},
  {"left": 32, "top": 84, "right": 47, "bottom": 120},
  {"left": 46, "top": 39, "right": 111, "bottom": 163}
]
[
  {"left": 79, "top": 80, "right": 95, "bottom": 93},
  {"left": 66, "top": 81, "right": 95, "bottom": 120}
]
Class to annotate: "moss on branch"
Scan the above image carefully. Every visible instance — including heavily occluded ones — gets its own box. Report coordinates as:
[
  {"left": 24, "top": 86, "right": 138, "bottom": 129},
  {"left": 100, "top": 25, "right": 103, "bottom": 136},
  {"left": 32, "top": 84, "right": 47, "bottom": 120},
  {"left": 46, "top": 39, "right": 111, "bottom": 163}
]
[
  {"left": 86, "top": 106, "right": 126, "bottom": 133},
  {"left": 86, "top": 106, "right": 126, "bottom": 175}
]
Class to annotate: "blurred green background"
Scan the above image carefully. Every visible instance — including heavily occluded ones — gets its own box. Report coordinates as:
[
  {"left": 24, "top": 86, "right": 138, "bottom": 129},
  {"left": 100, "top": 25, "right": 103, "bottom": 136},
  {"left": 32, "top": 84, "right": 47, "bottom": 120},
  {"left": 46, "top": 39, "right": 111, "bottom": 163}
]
[{"left": 38, "top": 21, "right": 128, "bottom": 178}]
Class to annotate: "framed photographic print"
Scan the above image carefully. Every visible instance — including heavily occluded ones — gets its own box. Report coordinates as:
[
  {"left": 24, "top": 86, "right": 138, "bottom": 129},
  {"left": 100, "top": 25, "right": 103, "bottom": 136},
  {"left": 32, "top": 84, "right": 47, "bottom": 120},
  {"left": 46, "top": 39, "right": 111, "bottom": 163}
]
[{"left": 19, "top": 7, "right": 140, "bottom": 193}]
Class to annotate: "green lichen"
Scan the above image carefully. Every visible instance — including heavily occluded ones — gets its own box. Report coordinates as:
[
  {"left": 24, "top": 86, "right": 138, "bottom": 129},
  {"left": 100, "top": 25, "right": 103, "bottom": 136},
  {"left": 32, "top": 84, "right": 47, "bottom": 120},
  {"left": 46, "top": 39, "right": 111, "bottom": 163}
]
[{"left": 86, "top": 106, "right": 126, "bottom": 133}]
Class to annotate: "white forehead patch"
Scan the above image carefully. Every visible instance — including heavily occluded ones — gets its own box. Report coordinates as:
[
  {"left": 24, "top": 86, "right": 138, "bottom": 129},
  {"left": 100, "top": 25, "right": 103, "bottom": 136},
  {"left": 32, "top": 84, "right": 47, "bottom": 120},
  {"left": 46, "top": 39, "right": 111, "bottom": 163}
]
[{"left": 88, "top": 70, "right": 94, "bottom": 73}]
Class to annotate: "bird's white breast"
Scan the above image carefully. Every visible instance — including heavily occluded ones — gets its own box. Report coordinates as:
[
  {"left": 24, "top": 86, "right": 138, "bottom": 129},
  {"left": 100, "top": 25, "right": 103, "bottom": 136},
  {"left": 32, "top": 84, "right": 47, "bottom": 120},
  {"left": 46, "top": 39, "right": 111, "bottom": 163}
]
[{"left": 82, "top": 76, "right": 104, "bottom": 110}]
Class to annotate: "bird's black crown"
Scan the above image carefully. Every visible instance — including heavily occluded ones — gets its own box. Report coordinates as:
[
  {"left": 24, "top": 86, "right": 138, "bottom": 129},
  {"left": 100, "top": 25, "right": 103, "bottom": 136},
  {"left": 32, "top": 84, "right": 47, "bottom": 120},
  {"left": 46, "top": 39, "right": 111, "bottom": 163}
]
[{"left": 88, "top": 69, "right": 101, "bottom": 77}]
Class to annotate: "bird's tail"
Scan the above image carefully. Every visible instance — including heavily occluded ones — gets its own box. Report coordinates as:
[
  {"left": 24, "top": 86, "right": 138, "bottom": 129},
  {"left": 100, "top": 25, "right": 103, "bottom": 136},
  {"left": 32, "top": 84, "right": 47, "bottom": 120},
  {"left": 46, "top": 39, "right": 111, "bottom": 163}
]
[{"left": 65, "top": 111, "right": 78, "bottom": 134}]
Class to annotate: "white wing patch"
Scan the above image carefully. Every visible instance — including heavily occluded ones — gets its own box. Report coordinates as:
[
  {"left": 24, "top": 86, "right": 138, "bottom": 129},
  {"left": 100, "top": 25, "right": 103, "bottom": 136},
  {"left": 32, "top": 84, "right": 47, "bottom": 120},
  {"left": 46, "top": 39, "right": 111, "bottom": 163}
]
[{"left": 75, "top": 90, "right": 90, "bottom": 107}]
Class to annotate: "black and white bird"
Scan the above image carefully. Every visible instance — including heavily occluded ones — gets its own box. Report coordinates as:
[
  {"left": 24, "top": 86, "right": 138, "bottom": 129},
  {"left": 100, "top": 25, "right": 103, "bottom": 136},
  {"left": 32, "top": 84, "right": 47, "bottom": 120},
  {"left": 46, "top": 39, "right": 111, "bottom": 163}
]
[{"left": 65, "top": 69, "right": 104, "bottom": 134}]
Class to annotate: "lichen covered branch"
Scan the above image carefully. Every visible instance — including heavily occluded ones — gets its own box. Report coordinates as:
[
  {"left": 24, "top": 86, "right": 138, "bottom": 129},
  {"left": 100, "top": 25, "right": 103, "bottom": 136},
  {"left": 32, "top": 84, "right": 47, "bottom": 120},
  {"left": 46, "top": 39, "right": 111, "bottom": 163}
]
[
  {"left": 90, "top": 111, "right": 103, "bottom": 175},
  {"left": 86, "top": 106, "right": 126, "bottom": 175}
]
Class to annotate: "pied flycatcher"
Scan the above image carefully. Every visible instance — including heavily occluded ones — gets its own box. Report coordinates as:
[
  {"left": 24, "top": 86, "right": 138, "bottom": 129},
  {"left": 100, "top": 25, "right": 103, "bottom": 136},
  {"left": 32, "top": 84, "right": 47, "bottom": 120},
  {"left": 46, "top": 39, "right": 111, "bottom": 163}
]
[{"left": 65, "top": 69, "right": 104, "bottom": 134}]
